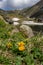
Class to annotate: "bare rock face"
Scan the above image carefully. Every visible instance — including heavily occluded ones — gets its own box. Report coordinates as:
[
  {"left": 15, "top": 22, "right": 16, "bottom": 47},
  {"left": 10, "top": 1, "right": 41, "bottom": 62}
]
[{"left": 20, "top": 25, "right": 34, "bottom": 38}]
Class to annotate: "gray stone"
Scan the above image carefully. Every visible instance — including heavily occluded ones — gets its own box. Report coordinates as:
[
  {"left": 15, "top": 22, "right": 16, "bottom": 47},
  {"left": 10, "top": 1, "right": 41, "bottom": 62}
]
[{"left": 20, "top": 25, "right": 34, "bottom": 38}]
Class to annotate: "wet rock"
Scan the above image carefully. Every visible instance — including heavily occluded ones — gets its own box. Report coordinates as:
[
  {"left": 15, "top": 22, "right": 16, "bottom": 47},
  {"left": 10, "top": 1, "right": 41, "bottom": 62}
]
[{"left": 20, "top": 25, "right": 34, "bottom": 38}]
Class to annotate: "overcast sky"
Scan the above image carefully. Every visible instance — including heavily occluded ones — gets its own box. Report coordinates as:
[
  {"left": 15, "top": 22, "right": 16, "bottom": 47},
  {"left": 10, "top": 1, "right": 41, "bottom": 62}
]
[{"left": 0, "top": 0, "right": 40, "bottom": 10}]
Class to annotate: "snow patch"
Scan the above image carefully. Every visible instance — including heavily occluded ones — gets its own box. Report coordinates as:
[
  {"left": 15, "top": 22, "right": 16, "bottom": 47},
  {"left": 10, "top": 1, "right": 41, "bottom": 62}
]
[{"left": 12, "top": 18, "right": 20, "bottom": 22}]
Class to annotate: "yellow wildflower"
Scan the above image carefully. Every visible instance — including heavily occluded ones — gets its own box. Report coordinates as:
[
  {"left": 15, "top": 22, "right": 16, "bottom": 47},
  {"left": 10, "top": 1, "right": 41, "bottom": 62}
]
[
  {"left": 18, "top": 46, "right": 25, "bottom": 51},
  {"left": 8, "top": 31, "right": 11, "bottom": 35},
  {"left": 18, "top": 41, "right": 25, "bottom": 46},
  {"left": 6, "top": 42, "right": 12, "bottom": 48}
]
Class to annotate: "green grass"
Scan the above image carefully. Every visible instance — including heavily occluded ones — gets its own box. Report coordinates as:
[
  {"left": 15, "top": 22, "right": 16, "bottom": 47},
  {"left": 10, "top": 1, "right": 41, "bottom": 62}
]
[{"left": 0, "top": 19, "right": 43, "bottom": 65}]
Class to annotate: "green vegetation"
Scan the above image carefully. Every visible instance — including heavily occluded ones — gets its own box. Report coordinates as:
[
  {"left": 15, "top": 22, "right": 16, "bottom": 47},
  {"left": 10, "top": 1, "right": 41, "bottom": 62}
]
[{"left": 0, "top": 19, "right": 43, "bottom": 65}]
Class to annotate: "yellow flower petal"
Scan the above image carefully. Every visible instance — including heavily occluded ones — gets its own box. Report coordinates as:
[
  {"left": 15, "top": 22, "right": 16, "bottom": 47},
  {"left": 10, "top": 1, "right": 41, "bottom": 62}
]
[
  {"left": 6, "top": 42, "right": 12, "bottom": 48},
  {"left": 18, "top": 42, "right": 25, "bottom": 46},
  {"left": 18, "top": 46, "right": 25, "bottom": 51},
  {"left": 8, "top": 32, "right": 11, "bottom": 35}
]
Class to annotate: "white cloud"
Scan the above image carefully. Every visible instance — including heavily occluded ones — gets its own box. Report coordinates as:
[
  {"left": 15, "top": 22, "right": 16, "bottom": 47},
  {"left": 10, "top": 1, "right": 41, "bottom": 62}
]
[
  {"left": 0, "top": 0, "right": 7, "bottom": 9},
  {"left": 0, "top": 0, "right": 40, "bottom": 10}
]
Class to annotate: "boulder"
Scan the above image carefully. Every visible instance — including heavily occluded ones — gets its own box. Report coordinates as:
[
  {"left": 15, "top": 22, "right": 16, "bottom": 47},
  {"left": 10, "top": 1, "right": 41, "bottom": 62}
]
[{"left": 20, "top": 25, "right": 34, "bottom": 38}]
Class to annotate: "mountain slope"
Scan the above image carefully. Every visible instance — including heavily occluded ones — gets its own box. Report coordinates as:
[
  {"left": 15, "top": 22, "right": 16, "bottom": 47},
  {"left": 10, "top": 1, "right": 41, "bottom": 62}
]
[{"left": 21, "top": 0, "right": 43, "bottom": 18}]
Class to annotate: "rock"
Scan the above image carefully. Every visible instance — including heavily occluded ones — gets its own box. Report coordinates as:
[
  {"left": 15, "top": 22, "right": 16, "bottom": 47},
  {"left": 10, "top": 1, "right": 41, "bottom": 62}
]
[{"left": 20, "top": 25, "right": 34, "bottom": 38}]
